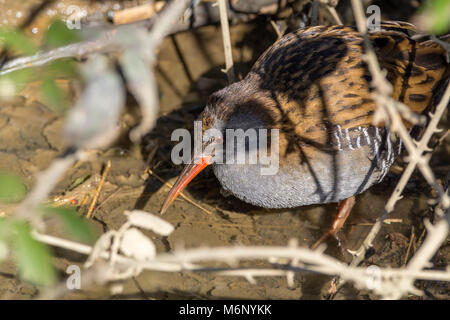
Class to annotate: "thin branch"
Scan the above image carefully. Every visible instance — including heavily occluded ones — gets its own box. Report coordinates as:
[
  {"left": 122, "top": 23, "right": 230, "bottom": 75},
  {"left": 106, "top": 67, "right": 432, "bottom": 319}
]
[
  {"left": 0, "top": 0, "right": 191, "bottom": 78},
  {"left": 270, "top": 20, "right": 284, "bottom": 38},
  {"left": 218, "top": 0, "right": 236, "bottom": 83},
  {"left": 0, "top": 36, "right": 117, "bottom": 77},
  {"left": 326, "top": 5, "right": 343, "bottom": 25},
  {"left": 128, "top": 0, "right": 192, "bottom": 142},
  {"left": 407, "top": 189, "right": 449, "bottom": 272},
  {"left": 112, "top": 2, "right": 165, "bottom": 25},
  {"left": 311, "top": 0, "right": 320, "bottom": 26},
  {"left": 86, "top": 160, "right": 111, "bottom": 219},
  {"left": 390, "top": 98, "right": 427, "bottom": 126},
  {"left": 326, "top": 1, "right": 450, "bottom": 297},
  {"left": 350, "top": 83, "right": 450, "bottom": 267},
  {"left": 32, "top": 230, "right": 450, "bottom": 299}
]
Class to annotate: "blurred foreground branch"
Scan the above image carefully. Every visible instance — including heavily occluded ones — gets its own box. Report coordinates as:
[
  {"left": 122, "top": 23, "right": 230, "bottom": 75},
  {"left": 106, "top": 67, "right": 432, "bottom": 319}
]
[
  {"left": 349, "top": 0, "right": 449, "bottom": 267},
  {"left": 315, "top": 0, "right": 450, "bottom": 298},
  {"left": 0, "top": 0, "right": 289, "bottom": 78},
  {"left": 33, "top": 207, "right": 450, "bottom": 300},
  {"left": 218, "top": 0, "right": 236, "bottom": 83}
]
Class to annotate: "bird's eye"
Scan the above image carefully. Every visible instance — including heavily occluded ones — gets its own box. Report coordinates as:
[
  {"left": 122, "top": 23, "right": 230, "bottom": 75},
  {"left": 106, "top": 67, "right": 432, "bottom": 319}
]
[{"left": 214, "top": 137, "right": 223, "bottom": 144}]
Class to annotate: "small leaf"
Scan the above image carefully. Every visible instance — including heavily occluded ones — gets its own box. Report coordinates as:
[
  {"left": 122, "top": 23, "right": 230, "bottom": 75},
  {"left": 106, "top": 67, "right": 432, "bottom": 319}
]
[
  {"left": 13, "top": 222, "right": 56, "bottom": 286},
  {"left": 428, "top": 0, "right": 450, "bottom": 34},
  {"left": 0, "top": 28, "right": 37, "bottom": 55},
  {"left": 0, "top": 172, "right": 26, "bottom": 203},
  {"left": 126, "top": 210, "right": 174, "bottom": 236},
  {"left": 42, "top": 206, "right": 98, "bottom": 244},
  {"left": 45, "top": 60, "right": 78, "bottom": 79},
  {"left": 416, "top": 0, "right": 450, "bottom": 34},
  {"left": 120, "top": 49, "right": 158, "bottom": 141},
  {"left": 0, "top": 68, "right": 33, "bottom": 96},
  {"left": 63, "top": 55, "right": 125, "bottom": 148},
  {"left": 0, "top": 218, "right": 11, "bottom": 241},
  {"left": 0, "top": 241, "right": 8, "bottom": 262},
  {"left": 69, "top": 174, "right": 91, "bottom": 191},
  {"left": 41, "top": 78, "right": 69, "bottom": 112},
  {"left": 120, "top": 228, "right": 155, "bottom": 260},
  {"left": 45, "top": 20, "right": 81, "bottom": 48}
]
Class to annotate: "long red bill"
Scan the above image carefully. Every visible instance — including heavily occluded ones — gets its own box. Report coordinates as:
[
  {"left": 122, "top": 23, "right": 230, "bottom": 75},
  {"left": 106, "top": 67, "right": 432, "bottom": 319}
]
[{"left": 160, "top": 155, "right": 212, "bottom": 214}]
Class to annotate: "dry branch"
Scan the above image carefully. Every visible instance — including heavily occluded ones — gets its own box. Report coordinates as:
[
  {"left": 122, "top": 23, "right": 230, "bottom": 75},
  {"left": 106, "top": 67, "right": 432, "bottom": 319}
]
[
  {"left": 218, "top": 0, "right": 236, "bottom": 83},
  {"left": 32, "top": 226, "right": 450, "bottom": 299},
  {"left": 317, "top": 0, "right": 450, "bottom": 298},
  {"left": 348, "top": 0, "right": 449, "bottom": 266},
  {"left": 0, "top": 0, "right": 287, "bottom": 78}
]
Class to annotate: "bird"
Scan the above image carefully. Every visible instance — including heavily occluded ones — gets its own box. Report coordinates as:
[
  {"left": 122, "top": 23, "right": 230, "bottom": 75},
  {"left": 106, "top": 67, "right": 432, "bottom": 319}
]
[{"left": 159, "top": 21, "right": 449, "bottom": 248}]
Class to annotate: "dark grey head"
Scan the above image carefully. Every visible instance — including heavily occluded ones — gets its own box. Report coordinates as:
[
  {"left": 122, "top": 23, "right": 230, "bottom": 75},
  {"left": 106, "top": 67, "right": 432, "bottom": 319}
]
[{"left": 160, "top": 75, "right": 278, "bottom": 213}]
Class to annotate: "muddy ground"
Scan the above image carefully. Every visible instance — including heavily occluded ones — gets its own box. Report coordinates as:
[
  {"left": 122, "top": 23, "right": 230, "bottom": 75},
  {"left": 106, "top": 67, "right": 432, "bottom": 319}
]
[{"left": 0, "top": 0, "right": 449, "bottom": 299}]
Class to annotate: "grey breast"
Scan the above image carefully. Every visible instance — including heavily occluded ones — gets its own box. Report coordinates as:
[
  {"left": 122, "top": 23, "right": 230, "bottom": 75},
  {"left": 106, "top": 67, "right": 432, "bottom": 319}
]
[{"left": 213, "top": 125, "right": 401, "bottom": 209}]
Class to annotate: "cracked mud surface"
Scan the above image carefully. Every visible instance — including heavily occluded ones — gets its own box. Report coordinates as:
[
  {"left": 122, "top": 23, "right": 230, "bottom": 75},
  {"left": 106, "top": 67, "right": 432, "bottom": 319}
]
[{"left": 0, "top": 1, "right": 449, "bottom": 300}]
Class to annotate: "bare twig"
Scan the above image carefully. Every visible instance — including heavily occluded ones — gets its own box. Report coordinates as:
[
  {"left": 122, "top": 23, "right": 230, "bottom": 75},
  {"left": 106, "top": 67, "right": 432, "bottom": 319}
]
[
  {"left": 325, "top": 1, "right": 450, "bottom": 298},
  {"left": 218, "top": 0, "right": 236, "bottom": 83},
  {"left": 86, "top": 160, "right": 112, "bottom": 219},
  {"left": 0, "top": 1, "right": 191, "bottom": 79},
  {"left": 311, "top": 0, "right": 320, "bottom": 26},
  {"left": 326, "top": 5, "right": 343, "bottom": 25},
  {"left": 407, "top": 189, "right": 450, "bottom": 272},
  {"left": 32, "top": 229, "right": 450, "bottom": 299},
  {"left": 391, "top": 99, "right": 427, "bottom": 126},
  {"left": 128, "top": 0, "right": 192, "bottom": 142},
  {"left": 350, "top": 83, "right": 450, "bottom": 268},
  {"left": 403, "top": 227, "right": 415, "bottom": 266},
  {"left": 270, "top": 20, "right": 284, "bottom": 38},
  {"left": 112, "top": 2, "right": 165, "bottom": 25}
]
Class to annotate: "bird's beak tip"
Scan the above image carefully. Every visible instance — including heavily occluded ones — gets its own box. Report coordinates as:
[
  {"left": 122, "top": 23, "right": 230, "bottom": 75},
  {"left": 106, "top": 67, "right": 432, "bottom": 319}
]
[{"left": 159, "top": 155, "right": 212, "bottom": 214}]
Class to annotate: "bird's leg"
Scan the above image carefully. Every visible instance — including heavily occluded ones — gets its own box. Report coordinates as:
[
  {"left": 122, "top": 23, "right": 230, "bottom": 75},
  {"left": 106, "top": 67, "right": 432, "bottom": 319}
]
[{"left": 311, "top": 196, "right": 356, "bottom": 250}]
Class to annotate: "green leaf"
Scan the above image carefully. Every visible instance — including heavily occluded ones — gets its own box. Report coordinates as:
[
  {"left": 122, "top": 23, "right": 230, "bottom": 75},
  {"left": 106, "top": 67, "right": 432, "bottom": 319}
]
[
  {"left": 428, "top": 0, "right": 450, "bottom": 34},
  {"left": 13, "top": 222, "right": 56, "bottom": 286},
  {"left": 45, "top": 20, "right": 81, "bottom": 48},
  {"left": 69, "top": 174, "right": 91, "bottom": 191},
  {"left": 0, "top": 241, "right": 7, "bottom": 262},
  {"left": 45, "top": 60, "right": 78, "bottom": 79},
  {"left": 0, "top": 217, "right": 10, "bottom": 240},
  {"left": 0, "top": 28, "right": 37, "bottom": 55},
  {"left": 418, "top": 0, "right": 450, "bottom": 34},
  {"left": 0, "top": 172, "right": 26, "bottom": 203},
  {"left": 0, "top": 68, "right": 33, "bottom": 95},
  {"left": 41, "top": 78, "right": 69, "bottom": 112},
  {"left": 42, "top": 206, "right": 98, "bottom": 244},
  {"left": 0, "top": 218, "right": 10, "bottom": 262}
]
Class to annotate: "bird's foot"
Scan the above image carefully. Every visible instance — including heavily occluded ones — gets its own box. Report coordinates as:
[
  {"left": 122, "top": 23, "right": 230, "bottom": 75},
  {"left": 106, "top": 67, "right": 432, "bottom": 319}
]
[{"left": 311, "top": 196, "right": 356, "bottom": 258}]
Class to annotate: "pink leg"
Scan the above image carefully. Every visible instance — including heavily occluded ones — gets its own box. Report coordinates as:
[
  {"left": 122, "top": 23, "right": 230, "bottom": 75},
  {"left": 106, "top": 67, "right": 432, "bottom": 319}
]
[{"left": 311, "top": 196, "right": 356, "bottom": 250}]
